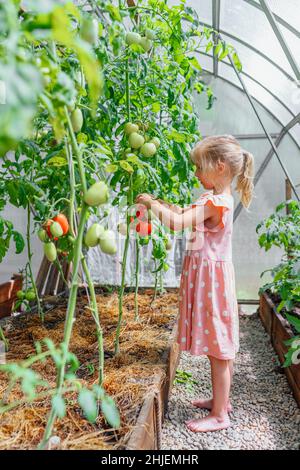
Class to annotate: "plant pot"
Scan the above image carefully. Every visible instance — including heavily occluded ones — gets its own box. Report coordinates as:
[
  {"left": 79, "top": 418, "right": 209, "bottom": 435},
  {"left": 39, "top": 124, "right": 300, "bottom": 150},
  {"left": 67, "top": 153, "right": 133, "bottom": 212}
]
[
  {"left": 259, "top": 291, "right": 300, "bottom": 408},
  {"left": 0, "top": 274, "right": 23, "bottom": 319}
]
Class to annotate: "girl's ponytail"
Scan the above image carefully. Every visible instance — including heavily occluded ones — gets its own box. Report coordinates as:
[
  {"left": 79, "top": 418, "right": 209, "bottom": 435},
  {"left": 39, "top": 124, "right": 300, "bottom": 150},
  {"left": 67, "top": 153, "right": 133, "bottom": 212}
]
[{"left": 235, "top": 150, "right": 254, "bottom": 209}]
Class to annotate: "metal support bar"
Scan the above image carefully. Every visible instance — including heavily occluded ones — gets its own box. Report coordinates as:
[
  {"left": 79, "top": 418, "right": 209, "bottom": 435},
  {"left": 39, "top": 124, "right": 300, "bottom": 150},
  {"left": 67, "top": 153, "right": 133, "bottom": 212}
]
[
  {"left": 259, "top": 0, "right": 300, "bottom": 80},
  {"left": 234, "top": 111, "right": 300, "bottom": 220},
  {"left": 244, "top": 0, "right": 300, "bottom": 40},
  {"left": 212, "top": 0, "right": 221, "bottom": 77},
  {"left": 202, "top": 133, "right": 280, "bottom": 140},
  {"left": 199, "top": 20, "right": 296, "bottom": 83},
  {"left": 197, "top": 50, "right": 296, "bottom": 119},
  {"left": 224, "top": 45, "right": 300, "bottom": 203},
  {"left": 201, "top": 69, "right": 300, "bottom": 153}
]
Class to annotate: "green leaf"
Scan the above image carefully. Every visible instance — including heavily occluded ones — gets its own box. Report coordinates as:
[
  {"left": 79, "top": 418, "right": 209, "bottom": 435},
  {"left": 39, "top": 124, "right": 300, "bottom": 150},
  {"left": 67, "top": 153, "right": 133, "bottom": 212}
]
[
  {"left": 286, "top": 313, "right": 300, "bottom": 333},
  {"left": 151, "top": 102, "right": 161, "bottom": 113},
  {"left": 47, "top": 156, "right": 68, "bottom": 167},
  {"left": 105, "top": 163, "right": 118, "bottom": 173},
  {"left": 78, "top": 388, "right": 98, "bottom": 423},
  {"left": 12, "top": 231, "right": 25, "bottom": 254},
  {"left": 101, "top": 395, "right": 120, "bottom": 429},
  {"left": 52, "top": 394, "right": 66, "bottom": 418},
  {"left": 119, "top": 160, "right": 134, "bottom": 173}
]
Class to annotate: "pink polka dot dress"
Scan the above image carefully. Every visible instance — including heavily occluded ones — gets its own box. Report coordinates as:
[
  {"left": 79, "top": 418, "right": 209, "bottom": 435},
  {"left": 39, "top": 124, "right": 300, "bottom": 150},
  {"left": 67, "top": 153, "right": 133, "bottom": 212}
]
[{"left": 177, "top": 191, "right": 239, "bottom": 360}]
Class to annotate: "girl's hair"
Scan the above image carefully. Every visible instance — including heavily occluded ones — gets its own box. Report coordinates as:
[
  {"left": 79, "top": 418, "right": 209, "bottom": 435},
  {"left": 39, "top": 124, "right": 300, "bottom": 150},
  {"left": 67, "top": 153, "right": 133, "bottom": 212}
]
[{"left": 190, "top": 134, "right": 255, "bottom": 209}]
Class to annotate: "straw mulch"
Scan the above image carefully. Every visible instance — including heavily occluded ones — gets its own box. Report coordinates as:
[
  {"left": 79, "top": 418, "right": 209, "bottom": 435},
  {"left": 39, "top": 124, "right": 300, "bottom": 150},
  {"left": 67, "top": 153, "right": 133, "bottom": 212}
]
[{"left": 0, "top": 289, "right": 178, "bottom": 450}]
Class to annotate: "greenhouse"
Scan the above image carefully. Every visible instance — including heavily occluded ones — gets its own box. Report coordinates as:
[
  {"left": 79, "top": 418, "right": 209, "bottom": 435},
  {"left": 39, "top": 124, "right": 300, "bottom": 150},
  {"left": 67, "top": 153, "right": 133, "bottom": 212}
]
[{"left": 0, "top": 0, "right": 299, "bottom": 452}]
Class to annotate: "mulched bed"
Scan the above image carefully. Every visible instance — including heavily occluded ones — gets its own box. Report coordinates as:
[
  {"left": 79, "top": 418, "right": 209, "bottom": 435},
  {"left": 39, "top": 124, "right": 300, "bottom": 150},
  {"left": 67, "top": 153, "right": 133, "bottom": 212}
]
[{"left": 0, "top": 288, "right": 179, "bottom": 450}]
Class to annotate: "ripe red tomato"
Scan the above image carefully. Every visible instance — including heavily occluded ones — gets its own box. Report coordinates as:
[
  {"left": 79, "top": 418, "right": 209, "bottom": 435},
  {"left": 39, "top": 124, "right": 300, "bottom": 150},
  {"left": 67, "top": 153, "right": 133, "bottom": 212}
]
[
  {"left": 136, "top": 221, "right": 152, "bottom": 236},
  {"left": 53, "top": 214, "right": 69, "bottom": 235},
  {"left": 135, "top": 204, "right": 148, "bottom": 220}
]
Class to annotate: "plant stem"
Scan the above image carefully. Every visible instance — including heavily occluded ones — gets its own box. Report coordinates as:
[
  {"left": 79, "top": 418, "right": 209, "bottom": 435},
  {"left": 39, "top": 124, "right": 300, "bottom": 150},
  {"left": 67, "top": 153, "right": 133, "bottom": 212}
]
[
  {"left": 26, "top": 204, "right": 44, "bottom": 321},
  {"left": 65, "top": 140, "right": 75, "bottom": 237},
  {"left": 81, "top": 257, "right": 104, "bottom": 386},
  {"left": 39, "top": 204, "right": 88, "bottom": 448},
  {"left": 39, "top": 106, "right": 89, "bottom": 448},
  {"left": 134, "top": 238, "right": 140, "bottom": 321}
]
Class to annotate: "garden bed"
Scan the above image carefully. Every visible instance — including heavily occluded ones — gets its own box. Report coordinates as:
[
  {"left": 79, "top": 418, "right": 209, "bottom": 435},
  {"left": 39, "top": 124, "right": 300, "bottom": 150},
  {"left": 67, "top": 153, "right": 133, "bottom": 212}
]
[
  {"left": 259, "top": 290, "right": 300, "bottom": 408},
  {"left": 0, "top": 288, "right": 180, "bottom": 450}
]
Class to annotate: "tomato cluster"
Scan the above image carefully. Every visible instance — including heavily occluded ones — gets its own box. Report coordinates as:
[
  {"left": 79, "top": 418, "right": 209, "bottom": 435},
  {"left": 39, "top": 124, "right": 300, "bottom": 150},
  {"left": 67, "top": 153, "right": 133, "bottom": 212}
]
[{"left": 38, "top": 214, "right": 70, "bottom": 262}]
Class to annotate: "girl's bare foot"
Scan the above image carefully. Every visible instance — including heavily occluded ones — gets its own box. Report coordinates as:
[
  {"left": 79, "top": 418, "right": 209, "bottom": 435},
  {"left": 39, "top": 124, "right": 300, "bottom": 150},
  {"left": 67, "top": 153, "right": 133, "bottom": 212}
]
[
  {"left": 191, "top": 398, "right": 233, "bottom": 413},
  {"left": 185, "top": 413, "right": 231, "bottom": 433}
]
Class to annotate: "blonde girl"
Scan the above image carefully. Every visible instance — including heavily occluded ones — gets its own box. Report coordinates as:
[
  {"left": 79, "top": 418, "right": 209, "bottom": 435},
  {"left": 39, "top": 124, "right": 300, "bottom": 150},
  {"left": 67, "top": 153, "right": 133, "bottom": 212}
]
[{"left": 136, "top": 135, "right": 254, "bottom": 432}]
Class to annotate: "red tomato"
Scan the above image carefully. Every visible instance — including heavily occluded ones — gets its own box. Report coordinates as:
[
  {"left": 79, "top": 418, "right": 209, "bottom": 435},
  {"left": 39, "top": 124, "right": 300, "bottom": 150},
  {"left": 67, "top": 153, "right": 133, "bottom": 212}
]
[
  {"left": 53, "top": 214, "right": 69, "bottom": 235},
  {"left": 44, "top": 219, "right": 58, "bottom": 241},
  {"left": 135, "top": 204, "right": 148, "bottom": 220},
  {"left": 136, "top": 221, "right": 152, "bottom": 236}
]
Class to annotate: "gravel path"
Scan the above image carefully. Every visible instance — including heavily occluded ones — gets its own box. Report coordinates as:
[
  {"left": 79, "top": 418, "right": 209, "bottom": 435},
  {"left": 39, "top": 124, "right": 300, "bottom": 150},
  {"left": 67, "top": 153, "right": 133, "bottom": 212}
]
[{"left": 161, "top": 308, "right": 300, "bottom": 450}]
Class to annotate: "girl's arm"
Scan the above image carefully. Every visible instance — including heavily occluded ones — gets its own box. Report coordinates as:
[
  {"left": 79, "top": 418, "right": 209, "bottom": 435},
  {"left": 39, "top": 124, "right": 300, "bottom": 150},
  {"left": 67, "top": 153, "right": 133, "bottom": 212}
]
[
  {"left": 136, "top": 195, "right": 216, "bottom": 231},
  {"left": 156, "top": 199, "right": 190, "bottom": 214}
]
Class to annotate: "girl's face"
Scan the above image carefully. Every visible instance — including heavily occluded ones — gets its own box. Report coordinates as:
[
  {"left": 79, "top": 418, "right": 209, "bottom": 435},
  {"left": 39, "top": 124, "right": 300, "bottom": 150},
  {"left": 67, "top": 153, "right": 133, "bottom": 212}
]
[
  {"left": 194, "top": 164, "right": 215, "bottom": 190},
  {"left": 194, "top": 159, "right": 226, "bottom": 190}
]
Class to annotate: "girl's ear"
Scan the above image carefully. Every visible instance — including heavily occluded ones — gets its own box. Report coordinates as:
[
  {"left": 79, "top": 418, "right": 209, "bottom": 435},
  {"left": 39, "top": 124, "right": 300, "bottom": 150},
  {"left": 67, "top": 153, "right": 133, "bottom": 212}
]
[{"left": 217, "top": 160, "right": 225, "bottom": 173}]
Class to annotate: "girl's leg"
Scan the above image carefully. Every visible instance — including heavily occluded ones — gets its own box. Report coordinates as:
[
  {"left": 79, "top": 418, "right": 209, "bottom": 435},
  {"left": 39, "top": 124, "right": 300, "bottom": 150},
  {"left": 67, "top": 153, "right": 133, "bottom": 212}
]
[
  {"left": 186, "top": 357, "right": 231, "bottom": 432},
  {"left": 191, "top": 357, "right": 234, "bottom": 412}
]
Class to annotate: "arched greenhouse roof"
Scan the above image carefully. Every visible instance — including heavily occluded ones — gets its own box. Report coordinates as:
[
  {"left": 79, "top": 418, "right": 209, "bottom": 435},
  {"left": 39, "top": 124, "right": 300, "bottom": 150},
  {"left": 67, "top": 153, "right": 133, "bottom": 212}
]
[{"left": 182, "top": 0, "right": 300, "bottom": 210}]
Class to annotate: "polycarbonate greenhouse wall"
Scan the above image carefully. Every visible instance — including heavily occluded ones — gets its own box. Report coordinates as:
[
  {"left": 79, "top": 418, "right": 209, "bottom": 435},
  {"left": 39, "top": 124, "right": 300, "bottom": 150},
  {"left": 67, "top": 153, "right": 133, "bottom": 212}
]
[{"left": 1, "top": 0, "right": 300, "bottom": 301}]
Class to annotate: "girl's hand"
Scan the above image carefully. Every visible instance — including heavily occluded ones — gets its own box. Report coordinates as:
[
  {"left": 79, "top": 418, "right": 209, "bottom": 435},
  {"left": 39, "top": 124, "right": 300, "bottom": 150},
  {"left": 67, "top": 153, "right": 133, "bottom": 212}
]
[{"left": 135, "top": 193, "right": 155, "bottom": 208}]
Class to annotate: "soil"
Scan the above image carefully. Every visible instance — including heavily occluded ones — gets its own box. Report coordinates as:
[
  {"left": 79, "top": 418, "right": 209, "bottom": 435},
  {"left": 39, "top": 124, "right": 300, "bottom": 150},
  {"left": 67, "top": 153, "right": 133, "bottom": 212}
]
[{"left": 0, "top": 288, "right": 179, "bottom": 450}]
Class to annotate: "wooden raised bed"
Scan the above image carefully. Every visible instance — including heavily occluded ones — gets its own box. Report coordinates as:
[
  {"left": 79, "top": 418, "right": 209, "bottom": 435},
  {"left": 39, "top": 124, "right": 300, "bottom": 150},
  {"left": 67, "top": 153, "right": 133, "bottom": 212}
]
[
  {"left": 0, "top": 274, "right": 22, "bottom": 319},
  {"left": 126, "top": 321, "right": 179, "bottom": 450},
  {"left": 0, "top": 288, "right": 180, "bottom": 450},
  {"left": 259, "top": 291, "right": 300, "bottom": 408}
]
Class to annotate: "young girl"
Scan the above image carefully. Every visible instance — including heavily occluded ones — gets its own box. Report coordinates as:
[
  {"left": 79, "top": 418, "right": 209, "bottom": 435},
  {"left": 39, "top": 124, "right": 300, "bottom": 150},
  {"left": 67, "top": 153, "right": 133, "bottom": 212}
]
[{"left": 136, "top": 134, "right": 254, "bottom": 433}]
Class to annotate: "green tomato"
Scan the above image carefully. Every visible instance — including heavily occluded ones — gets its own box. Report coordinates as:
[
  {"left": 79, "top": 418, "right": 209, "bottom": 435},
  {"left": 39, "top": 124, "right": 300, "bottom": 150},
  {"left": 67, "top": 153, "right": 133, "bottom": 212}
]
[
  {"left": 139, "top": 236, "right": 149, "bottom": 246},
  {"left": 85, "top": 223, "right": 105, "bottom": 247},
  {"left": 140, "top": 37, "right": 152, "bottom": 52},
  {"left": 16, "top": 290, "right": 25, "bottom": 300},
  {"left": 125, "top": 32, "right": 142, "bottom": 46},
  {"left": 129, "top": 132, "right": 145, "bottom": 149},
  {"left": 50, "top": 221, "right": 64, "bottom": 238},
  {"left": 80, "top": 17, "right": 99, "bottom": 45},
  {"left": 68, "top": 235, "right": 76, "bottom": 244},
  {"left": 44, "top": 242, "right": 57, "bottom": 262},
  {"left": 150, "top": 137, "right": 160, "bottom": 149},
  {"left": 37, "top": 229, "right": 48, "bottom": 242},
  {"left": 99, "top": 230, "right": 117, "bottom": 255},
  {"left": 141, "top": 142, "right": 157, "bottom": 157},
  {"left": 124, "top": 122, "right": 139, "bottom": 136},
  {"left": 71, "top": 108, "right": 83, "bottom": 133},
  {"left": 77, "top": 132, "right": 88, "bottom": 144},
  {"left": 163, "top": 263, "right": 169, "bottom": 272},
  {"left": 145, "top": 29, "right": 155, "bottom": 40},
  {"left": 25, "top": 290, "right": 36, "bottom": 301},
  {"left": 84, "top": 181, "right": 109, "bottom": 206}
]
